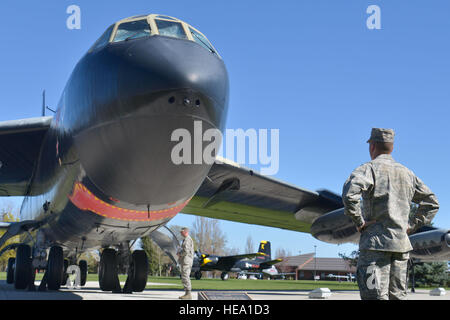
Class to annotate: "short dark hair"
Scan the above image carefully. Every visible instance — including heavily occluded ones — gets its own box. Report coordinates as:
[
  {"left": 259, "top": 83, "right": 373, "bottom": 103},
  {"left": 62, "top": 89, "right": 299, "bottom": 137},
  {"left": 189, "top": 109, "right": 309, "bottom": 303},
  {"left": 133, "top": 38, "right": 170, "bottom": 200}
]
[{"left": 373, "top": 141, "right": 394, "bottom": 153}]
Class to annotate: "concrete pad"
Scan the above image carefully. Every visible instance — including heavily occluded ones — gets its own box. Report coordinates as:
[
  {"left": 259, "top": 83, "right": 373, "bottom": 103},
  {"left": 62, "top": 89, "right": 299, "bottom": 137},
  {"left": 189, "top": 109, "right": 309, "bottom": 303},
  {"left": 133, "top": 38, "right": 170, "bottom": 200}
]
[
  {"left": 0, "top": 280, "right": 190, "bottom": 300},
  {"left": 248, "top": 289, "right": 450, "bottom": 300},
  {"left": 0, "top": 280, "right": 448, "bottom": 300}
]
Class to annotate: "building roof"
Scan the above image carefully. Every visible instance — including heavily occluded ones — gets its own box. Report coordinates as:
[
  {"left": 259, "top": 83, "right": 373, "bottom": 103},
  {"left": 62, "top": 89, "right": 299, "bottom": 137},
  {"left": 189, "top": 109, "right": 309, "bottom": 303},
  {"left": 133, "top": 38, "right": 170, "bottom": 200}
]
[
  {"left": 277, "top": 253, "right": 356, "bottom": 273},
  {"left": 279, "top": 253, "right": 315, "bottom": 267}
]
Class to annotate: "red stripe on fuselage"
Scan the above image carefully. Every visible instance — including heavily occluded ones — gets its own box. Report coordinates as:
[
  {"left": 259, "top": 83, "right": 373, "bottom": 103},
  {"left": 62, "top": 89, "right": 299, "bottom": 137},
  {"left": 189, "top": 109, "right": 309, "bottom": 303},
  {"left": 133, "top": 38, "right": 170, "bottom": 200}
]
[{"left": 68, "top": 182, "right": 189, "bottom": 221}]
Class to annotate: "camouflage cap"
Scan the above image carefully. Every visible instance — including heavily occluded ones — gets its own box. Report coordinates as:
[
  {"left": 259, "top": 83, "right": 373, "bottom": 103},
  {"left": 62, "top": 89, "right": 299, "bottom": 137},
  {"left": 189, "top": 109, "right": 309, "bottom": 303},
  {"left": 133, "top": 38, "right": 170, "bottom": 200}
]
[{"left": 366, "top": 128, "right": 395, "bottom": 143}]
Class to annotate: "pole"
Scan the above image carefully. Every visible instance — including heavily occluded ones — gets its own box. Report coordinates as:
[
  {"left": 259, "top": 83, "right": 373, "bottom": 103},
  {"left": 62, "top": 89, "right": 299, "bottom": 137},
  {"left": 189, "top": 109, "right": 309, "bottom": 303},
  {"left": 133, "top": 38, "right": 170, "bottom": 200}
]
[
  {"left": 42, "top": 90, "right": 46, "bottom": 116},
  {"left": 314, "top": 245, "right": 317, "bottom": 281}
]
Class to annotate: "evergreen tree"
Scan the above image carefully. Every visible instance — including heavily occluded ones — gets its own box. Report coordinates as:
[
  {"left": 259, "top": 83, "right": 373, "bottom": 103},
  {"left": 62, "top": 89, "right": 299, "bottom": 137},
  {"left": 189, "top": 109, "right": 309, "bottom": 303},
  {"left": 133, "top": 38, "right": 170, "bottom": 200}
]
[
  {"left": 412, "top": 262, "right": 449, "bottom": 287},
  {"left": 0, "top": 208, "right": 19, "bottom": 271},
  {"left": 140, "top": 236, "right": 160, "bottom": 276}
]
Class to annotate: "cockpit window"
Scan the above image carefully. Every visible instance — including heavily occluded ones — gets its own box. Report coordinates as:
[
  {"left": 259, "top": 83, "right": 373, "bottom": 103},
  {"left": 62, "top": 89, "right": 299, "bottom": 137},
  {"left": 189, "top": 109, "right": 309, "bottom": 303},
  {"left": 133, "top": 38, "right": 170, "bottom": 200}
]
[
  {"left": 189, "top": 27, "right": 215, "bottom": 54},
  {"left": 102, "top": 14, "right": 222, "bottom": 59},
  {"left": 113, "top": 20, "right": 151, "bottom": 42},
  {"left": 155, "top": 19, "right": 187, "bottom": 39},
  {"left": 155, "top": 15, "right": 177, "bottom": 21},
  {"left": 90, "top": 25, "right": 114, "bottom": 51}
]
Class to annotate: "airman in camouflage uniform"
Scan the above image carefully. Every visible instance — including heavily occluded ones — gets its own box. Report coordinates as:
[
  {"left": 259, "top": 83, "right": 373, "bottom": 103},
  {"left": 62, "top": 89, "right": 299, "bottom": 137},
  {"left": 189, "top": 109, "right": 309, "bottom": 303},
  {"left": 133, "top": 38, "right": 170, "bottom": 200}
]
[
  {"left": 178, "top": 227, "right": 194, "bottom": 299},
  {"left": 342, "top": 128, "right": 439, "bottom": 300}
]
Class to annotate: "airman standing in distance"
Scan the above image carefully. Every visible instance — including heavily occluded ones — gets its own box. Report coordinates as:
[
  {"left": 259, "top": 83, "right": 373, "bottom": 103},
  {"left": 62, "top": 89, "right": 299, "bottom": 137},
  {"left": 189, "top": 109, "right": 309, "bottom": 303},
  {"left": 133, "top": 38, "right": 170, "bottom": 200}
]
[
  {"left": 178, "top": 227, "right": 194, "bottom": 299},
  {"left": 342, "top": 128, "right": 439, "bottom": 300}
]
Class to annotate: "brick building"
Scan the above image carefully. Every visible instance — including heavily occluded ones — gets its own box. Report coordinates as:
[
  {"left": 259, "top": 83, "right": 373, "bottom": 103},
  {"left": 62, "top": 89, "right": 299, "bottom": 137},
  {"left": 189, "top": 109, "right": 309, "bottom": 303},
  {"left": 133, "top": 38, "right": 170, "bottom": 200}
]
[{"left": 276, "top": 253, "right": 356, "bottom": 281}]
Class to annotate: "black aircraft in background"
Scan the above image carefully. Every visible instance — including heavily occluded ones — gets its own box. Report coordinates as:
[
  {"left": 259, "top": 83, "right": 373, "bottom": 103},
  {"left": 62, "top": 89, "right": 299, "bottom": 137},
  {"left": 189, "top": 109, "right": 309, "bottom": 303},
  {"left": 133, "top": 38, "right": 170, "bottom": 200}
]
[
  {"left": 0, "top": 13, "right": 448, "bottom": 294},
  {"left": 192, "top": 241, "right": 282, "bottom": 280}
]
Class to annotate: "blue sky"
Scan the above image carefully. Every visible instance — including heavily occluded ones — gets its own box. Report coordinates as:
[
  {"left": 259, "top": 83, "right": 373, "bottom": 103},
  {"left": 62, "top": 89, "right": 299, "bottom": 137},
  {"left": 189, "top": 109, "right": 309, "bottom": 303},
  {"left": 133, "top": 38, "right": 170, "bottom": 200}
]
[{"left": 0, "top": 1, "right": 448, "bottom": 258}]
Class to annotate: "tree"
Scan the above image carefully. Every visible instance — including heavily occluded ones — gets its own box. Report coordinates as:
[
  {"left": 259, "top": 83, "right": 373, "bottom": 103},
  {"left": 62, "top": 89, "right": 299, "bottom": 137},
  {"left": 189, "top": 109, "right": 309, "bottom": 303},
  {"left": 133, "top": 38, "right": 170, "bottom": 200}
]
[
  {"left": 140, "top": 236, "right": 161, "bottom": 276},
  {"left": 78, "top": 250, "right": 99, "bottom": 273},
  {"left": 190, "top": 216, "right": 227, "bottom": 255},
  {"left": 275, "top": 248, "right": 292, "bottom": 260},
  {"left": 338, "top": 250, "right": 359, "bottom": 268},
  {"left": 190, "top": 217, "right": 227, "bottom": 278},
  {"left": 411, "top": 262, "right": 449, "bottom": 287},
  {"left": 140, "top": 235, "right": 177, "bottom": 277},
  {"left": 244, "top": 235, "right": 254, "bottom": 254},
  {"left": 0, "top": 205, "right": 20, "bottom": 272},
  {"left": 224, "top": 246, "right": 240, "bottom": 256}
]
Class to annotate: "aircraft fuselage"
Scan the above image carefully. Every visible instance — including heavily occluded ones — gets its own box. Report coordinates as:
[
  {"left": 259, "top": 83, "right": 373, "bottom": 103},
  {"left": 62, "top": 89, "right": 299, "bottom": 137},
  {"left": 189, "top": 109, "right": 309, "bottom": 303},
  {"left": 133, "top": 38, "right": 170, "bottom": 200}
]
[{"left": 20, "top": 33, "right": 229, "bottom": 256}]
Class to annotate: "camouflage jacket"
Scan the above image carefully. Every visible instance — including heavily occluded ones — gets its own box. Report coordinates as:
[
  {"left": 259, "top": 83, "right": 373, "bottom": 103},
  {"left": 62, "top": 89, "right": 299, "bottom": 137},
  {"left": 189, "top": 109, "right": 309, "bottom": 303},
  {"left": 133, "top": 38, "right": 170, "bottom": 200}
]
[
  {"left": 342, "top": 154, "right": 439, "bottom": 252},
  {"left": 179, "top": 235, "right": 194, "bottom": 263}
]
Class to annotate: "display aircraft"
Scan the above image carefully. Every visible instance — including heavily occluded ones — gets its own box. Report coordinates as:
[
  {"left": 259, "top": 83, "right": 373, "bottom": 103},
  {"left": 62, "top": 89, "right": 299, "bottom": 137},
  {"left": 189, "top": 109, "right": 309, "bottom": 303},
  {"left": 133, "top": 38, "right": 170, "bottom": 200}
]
[
  {"left": 191, "top": 241, "right": 282, "bottom": 280},
  {"left": 0, "top": 13, "right": 448, "bottom": 293},
  {"left": 326, "top": 274, "right": 355, "bottom": 282}
]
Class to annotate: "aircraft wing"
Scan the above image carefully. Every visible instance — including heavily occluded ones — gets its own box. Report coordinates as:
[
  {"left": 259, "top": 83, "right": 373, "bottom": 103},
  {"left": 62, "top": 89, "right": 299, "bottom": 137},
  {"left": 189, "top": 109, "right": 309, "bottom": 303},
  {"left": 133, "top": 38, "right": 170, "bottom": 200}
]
[
  {"left": 212, "top": 253, "right": 261, "bottom": 269},
  {"left": 259, "top": 258, "right": 283, "bottom": 269},
  {"left": 0, "top": 116, "right": 52, "bottom": 196},
  {"left": 212, "top": 252, "right": 264, "bottom": 267},
  {"left": 221, "top": 252, "right": 264, "bottom": 261},
  {"left": 183, "top": 157, "right": 343, "bottom": 233}
]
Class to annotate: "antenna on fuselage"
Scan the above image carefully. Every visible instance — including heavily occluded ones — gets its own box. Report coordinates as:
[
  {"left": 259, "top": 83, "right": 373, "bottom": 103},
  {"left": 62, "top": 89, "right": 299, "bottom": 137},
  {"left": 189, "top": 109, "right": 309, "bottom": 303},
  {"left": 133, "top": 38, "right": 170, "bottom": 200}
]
[
  {"left": 42, "top": 90, "right": 46, "bottom": 116},
  {"left": 42, "top": 90, "right": 56, "bottom": 116}
]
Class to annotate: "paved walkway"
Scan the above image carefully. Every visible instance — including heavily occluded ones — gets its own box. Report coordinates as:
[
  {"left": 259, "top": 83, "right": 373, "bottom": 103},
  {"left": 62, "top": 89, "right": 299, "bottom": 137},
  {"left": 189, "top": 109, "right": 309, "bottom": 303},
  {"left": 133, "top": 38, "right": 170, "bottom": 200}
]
[{"left": 0, "top": 280, "right": 447, "bottom": 300}]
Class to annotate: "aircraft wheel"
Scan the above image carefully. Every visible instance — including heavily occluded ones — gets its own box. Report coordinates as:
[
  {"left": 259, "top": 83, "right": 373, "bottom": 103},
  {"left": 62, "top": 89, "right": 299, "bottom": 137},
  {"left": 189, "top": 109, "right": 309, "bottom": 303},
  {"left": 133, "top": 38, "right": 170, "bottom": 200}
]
[
  {"left": 79, "top": 260, "right": 88, "bottom": 286},
  {"left": 99, "top": 248, "right": 119, "bottom": 291},
  {"left": 47, "top": 246, "right": 64, "bottom": 290},
  {"left": 62, "top": 259, "right": 69, "bottom": 286},
  {"left": 129, "top": 250, "right": 148, "bottom": 292},
  {"left": 195, "top": 271, "right": 202, "bottom": 280},
  {"left": 14, "top": 244, "right": 32, "bottom": 289},
  {"left": 221, "top": 272, "right": 229, "bottom": 281},
  {"left": 6, "top": 257, "right": 15, "bottom": 284}
]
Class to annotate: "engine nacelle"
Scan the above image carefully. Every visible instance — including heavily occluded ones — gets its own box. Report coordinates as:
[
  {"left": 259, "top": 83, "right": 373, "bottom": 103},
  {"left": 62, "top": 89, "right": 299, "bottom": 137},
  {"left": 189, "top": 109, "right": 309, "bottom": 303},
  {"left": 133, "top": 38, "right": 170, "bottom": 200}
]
[
  {"left": 409, "top": 229, "right": 450, "bottom": 262},
  {"left": 310, "top": 208, "right": 360, "bottom": 244},
  {"left": 311, "top": 209, "right": 449, "bottom": 262}
]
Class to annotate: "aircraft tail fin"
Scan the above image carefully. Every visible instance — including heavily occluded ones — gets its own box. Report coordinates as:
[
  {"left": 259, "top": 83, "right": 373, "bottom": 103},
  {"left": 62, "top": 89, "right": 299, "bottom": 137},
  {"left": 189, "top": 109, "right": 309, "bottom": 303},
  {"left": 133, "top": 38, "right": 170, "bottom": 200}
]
[{"left": 257, "top": 241, "right": 271, "bottom": 261}]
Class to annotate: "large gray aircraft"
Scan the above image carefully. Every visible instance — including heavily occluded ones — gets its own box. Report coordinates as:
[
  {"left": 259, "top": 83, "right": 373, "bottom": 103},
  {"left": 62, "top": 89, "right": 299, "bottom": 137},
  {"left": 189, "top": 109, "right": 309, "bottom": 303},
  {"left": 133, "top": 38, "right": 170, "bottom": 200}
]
[{"left": 0, "top": 13, "right": 448, "bottom": 294}]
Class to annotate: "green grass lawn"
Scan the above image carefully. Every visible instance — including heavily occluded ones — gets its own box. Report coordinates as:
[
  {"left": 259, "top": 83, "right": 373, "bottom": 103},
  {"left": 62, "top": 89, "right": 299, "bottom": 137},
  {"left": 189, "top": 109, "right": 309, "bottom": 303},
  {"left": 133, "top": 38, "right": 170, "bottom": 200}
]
[{"left": 146, "top": 276, "right": 360, "bottom": 291}]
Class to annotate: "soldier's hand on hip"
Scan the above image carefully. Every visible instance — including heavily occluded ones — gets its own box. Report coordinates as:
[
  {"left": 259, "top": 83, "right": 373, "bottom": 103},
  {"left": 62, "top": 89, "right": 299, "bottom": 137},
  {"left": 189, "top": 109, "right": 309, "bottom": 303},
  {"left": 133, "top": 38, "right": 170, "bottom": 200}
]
[{"left": 358, "top": 220, "right": 376, "bottom": 232}]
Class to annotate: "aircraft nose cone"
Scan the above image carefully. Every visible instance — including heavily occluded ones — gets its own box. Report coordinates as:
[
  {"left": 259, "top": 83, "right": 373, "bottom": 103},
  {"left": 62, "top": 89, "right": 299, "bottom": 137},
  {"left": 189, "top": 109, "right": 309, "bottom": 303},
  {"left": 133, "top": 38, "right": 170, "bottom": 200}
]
[
  {"left": 75, "top": 36, "right": 229, "bottom": 206},
  {"left": 115, "top": 35, "right": 229, "bottom": 115}
]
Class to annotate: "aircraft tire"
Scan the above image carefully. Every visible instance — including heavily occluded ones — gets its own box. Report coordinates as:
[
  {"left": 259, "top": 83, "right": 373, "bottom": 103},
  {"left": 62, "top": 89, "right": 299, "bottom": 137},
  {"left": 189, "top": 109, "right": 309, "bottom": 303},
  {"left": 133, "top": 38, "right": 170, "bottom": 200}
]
[
  {"left": 7, "top": 257, "right": 15, "bottom": 284},
  {"left": 79, "top": 260, "right": 88, "bottom": 286},
  {"left": 62, "top": 259, "right": 69, "bottom": 286},
  {"left": 14, "top": 244, "right": 32, "bottom": 289},
  {"left": 99, "top": 248, "right": 119, "bottom": 291},
  {"left": 47, "top": 246, "right": 64, "bottom": 290},
  {"left": 195, "top": 271, "right": 202, "bottom": 280},
  {"left": 221, "top": 272, "right": 229, "bottom": 281},
  {"left": 130, "top": 250, "right": 148, "bottom": 292}
]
